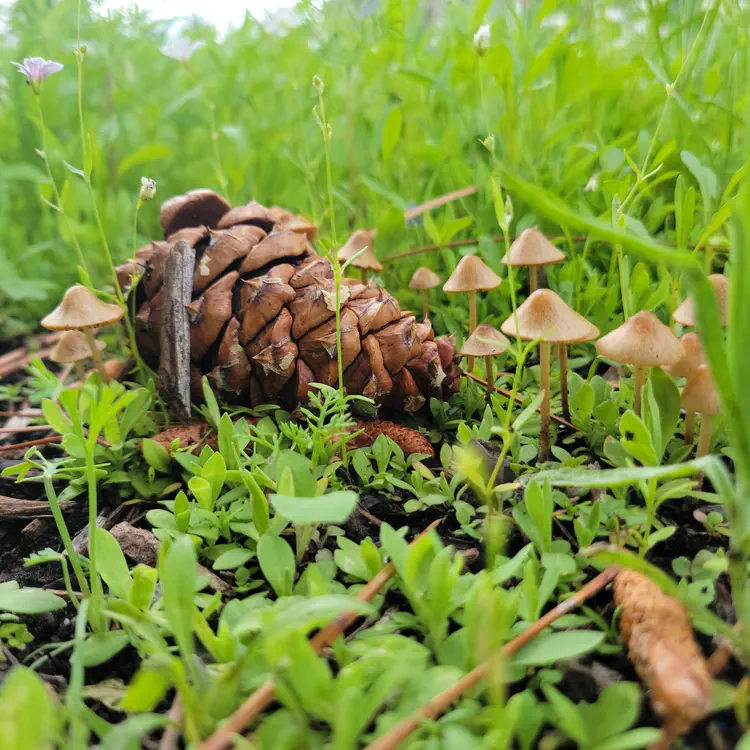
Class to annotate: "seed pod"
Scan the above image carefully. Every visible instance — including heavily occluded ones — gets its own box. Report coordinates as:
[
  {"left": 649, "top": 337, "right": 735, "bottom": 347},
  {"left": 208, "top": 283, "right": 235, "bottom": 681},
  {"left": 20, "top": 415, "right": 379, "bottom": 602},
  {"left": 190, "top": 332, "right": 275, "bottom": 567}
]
[{"left": 614, "top": 569, "right": 712, "bottom": 737}]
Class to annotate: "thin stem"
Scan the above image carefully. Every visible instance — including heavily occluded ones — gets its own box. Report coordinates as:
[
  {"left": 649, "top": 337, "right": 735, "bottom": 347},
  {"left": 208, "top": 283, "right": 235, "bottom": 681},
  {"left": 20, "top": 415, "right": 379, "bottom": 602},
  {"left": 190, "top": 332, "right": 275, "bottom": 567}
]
[
  {"left": 616, "top": 244, "right": 630, "bottom": 318},
  {"left": 634, "top": 366, "right": 646, "bottom": 417},
  {"left": 467, "top": 291, "right": 477, "bottom": 371},
  {"left": 422, "top": 290, "right": 429, "bottom": 319},
  {"left": 485, "top": 356, "right": 494, "bottom": 400},
  {"left": 83, "top": 329, "right": 108, "bottom": 381},
  {"left": 43, "top": 474, "right": 90, "bottom": 599},
  {"left": 559, "top": 344, "right": 570, "bottom": 421},
  {"left": 685, "top": 410, "right": 696, "bottom": 444},
  {"left": 539, "top": 341, "right": 551, "bottom": 462},
  {"left": 85, "top": 446, "right": 104, "bottom": 631},
  {"left": 529, "top": 265, "right": 538, "bottom": 293},
  {"left": 34, "top": 96, "right": 88, "bottom": 275},
  {"left": 695, "top": 414, "right": 715, "bottom": 488}
]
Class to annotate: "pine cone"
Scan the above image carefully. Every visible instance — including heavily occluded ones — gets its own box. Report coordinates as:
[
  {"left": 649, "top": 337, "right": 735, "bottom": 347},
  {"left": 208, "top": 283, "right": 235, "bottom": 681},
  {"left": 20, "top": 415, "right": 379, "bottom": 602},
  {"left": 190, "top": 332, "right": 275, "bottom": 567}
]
[{"left": 123, "top": 190, "right": 461, "bottom": 412}]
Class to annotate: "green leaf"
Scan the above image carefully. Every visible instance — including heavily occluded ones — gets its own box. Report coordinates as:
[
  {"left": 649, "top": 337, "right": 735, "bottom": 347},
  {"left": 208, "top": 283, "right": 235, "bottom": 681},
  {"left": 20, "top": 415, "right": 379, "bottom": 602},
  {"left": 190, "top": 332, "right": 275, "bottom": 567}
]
[
  {"left": 586, "top": 682, "right": 642, "bottom": 741},
  {"left": 619, "top": 410, "right": 658, "bottom": 466},
  {"left": 381, "top": 106, "right": 403, "bottom": 161},
  {"left": 0, "top": 667, "right": 59, "bottom": 750},
  {"left": 100, "top": 714, "right": 168, "bottom": 750},
  {"left": 142, "top": 438, "right": 171, "bottom": 473},
  {"left": 643, "top": 369, "right": 680, "bottom": 461},
  {"left": 42, "top": 399, "right": 71, "bottom": 435},
  {"left": 159, "top": 536, "right": 197, "bottom": 666},
  {"left": 0, "top": 585, "right": 66, "bottom": 614},
  {"left": 94, "top": 528, "right": 133, "bottom": 600},
  {"left": 117, "top": 143, "right": 172, "bottom": 176},
  {"left": 257, "top": 533, "right": 295, "bottom": 597},
  {"left": 213, "top": 546, "right": 255, "bottom": 570},
  {"left": 120, "top": 663, "right": 171, "bottom": 712},
  {"left": 511, "top": 630, "right": 605, "bottom": 666},
  {"left": 78, "top": 631, "right": 130, "bottom": 667},
  {"left": 542, "top": 683, "right": 588, "bottom": 745},
  {"left": 593, "top": 728, "right": 663, "bottom": 750},
  {"left": 681, "top": 150, "right": 717, "bottom": 201},
  {"left": 270, "top": 491, "right": 358, "bottom": 524}
]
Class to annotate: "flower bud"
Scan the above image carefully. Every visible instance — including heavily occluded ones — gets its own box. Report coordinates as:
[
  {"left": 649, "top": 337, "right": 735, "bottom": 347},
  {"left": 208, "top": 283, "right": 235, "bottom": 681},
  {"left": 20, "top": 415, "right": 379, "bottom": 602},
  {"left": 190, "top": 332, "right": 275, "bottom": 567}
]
[
  {"left": 140, "top": 177, "right": 156, "bottom": 201},
  {"left": 474, "top": 25, "right": 491, "bottom": 56},
  {"left": 312, "top": 75, "right": 325, "bottom": 93}
]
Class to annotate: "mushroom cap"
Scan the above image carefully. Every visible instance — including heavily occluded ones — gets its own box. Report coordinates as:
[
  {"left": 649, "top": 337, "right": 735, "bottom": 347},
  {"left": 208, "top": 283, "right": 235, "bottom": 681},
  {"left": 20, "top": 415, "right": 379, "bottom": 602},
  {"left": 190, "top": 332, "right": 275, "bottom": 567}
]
[
  {"left": 409, "top": 266, "right": 441, "bottom": 290},
  {"left": 501, "top": 228, "right": 566, "bottom": 267},
  {"left": 500, "top": 289, "right": 599, "bottom": 343},
  {"left": 665, "top": 333, "right": 706, "bottom": 380},
  {"left": 338, "top": 230, "right": 382, "bottom": 271},
  {"left": 681, "top": 364, "right": 721, "bottom": 416},
  {"left": 50, "top": 330, "right": 106, "bottom": 363},
  {"left": 460, "top": 325, "right": 510, "bottom": 357},
  {"left": 595, "top": 311, "right": 681, "bottom": 368},
  {"left": 42, "top": 286, "right": 124, "bottom": 331},
  {"left": 673, "top": 274, "right": 728, "bottom": 327},
  {"left": 443, "top": 255, "right": 502, "bottom": 293}
]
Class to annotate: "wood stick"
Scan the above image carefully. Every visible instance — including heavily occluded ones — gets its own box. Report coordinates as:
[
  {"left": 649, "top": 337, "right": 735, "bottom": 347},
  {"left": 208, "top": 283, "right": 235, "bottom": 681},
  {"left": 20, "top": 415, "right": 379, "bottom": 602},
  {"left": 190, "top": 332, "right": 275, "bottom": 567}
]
[
  {"left": 200, "top": 519, "right": 443, "bottom": 750},
  {"left": 0, "top": 425, "right": 51, "bottom": 435},
  {"left": 403, "top": 185, "right": 477, "bottom": 221},
  {"left": 364, "top": 567, "right": 619, "bottom": 750},
  {"left": 0, "top": 496, "right": 73, "bottom": 519},
  {"left": 0, "top": 435, "right": 63, "bottom": 452},
  {"left": 158, "top": 240, "right": 195, "bottom": 423},
  {"left": 462, "top": 371, "right": 576, "bottom": 430},
  {"left": 0, "top": 410, "right": 44, "bottom": 418},
  {"left": 0, "top": 346, "right": 56, "bottom": 379}
]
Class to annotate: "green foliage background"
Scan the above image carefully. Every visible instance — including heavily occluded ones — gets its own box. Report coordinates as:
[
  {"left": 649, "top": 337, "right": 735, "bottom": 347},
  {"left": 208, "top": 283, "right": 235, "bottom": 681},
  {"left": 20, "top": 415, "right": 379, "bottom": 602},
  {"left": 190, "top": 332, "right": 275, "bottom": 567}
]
[{"left": 0, "top": 0, "right": 745, "bottom": 335}]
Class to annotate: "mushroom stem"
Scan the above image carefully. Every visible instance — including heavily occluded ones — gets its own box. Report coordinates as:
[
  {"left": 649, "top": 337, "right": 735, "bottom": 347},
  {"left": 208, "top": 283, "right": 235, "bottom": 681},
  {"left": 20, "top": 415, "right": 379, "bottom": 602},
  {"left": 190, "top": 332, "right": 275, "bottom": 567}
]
[
  {"left": 559, "top": 344, "right": 569, "bottom": 421},
  {"left": 684, "top": 410, "right": 696, "bottom": 444},
  {"left": 529, "top": 265, "right": 538, "bottom": 293},
  {"left": 485, "top": 355, "right": 494, "bottom": 400},
  {"left": 467, "top": 291, "right": 477, "bottom": 370},
  {"left": 634, "top": 365, "right": 646, "bottom": 417},
  {"left": 84, "top": 329, "right": 109, "bottom": 382},
  {"left": 422, "top": 290, "right": 430, "bottom": 320},
  {"left": 694, "top": 414, "right": 714, "bottom": 488},
  {"left": 360, "top": 267, "right": 367, "bottom": 284},
  {"left": 74, "top": 361, "right": 86, "bottom": 383},
  {"left": 539, "top": 341, "right": 551, "bottom": 462}
]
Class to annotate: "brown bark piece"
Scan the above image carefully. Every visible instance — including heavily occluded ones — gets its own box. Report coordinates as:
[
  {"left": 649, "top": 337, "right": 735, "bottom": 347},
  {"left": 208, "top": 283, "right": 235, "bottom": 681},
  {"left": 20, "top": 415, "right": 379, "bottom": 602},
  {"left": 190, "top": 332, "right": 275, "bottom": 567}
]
[
  {"left": 349, "top": 420, "right": 434, "bottom": 457},
  {"left": 158, "top": 240, "right": 196, "bottom": 423}
]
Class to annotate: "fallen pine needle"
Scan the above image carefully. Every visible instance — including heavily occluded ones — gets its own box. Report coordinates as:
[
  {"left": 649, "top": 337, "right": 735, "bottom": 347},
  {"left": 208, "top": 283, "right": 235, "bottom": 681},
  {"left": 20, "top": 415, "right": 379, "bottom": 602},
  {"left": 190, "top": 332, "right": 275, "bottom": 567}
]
[
  {"left": 0, "top": 435, "right": 63, "bottom": 452},
  {"left": 200, "top": 518, "right": 443, "bottom": 750},
  {"left": 364, "top": 566, "right": 619, "bottom": 750},
  {"left": 462, "top": 371, "right": 576, "bottom": 430}
]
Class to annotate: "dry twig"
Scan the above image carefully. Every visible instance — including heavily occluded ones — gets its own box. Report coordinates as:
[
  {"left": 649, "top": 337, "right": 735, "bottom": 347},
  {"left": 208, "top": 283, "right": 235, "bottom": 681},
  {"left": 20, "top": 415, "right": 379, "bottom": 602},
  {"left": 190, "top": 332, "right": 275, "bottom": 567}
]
[
  {"left": 200, "top": 519, "right": 443, "bottom": 750},
  {"left": 364, "top": 567, "right": 619, "bottom": 750}
]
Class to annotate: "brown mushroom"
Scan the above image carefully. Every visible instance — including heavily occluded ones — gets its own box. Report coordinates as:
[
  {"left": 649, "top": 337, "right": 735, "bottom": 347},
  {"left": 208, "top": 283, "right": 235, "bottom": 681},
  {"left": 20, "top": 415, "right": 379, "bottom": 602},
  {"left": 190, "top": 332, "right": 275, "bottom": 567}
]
[
  {"left": 460, "top": 325, "right": 510, "bottom": 399},
  {"left": 681, "top": 365, "right": 721, "bottom": 486},
  {"left": 665, "top": 333, "right": 706, "bottom": 444},
  {"left": 443, "top": 255, "right": 502, "bottom": 370},
  {"left": 595, "top": 311, "right": 681, "bottom": 418},
  {"left": 502, "top": 228, "right": 565, "bottom": 293},
  {"left": 408, "top": 267, "right": 441, "bottom": 319},
  {"left": 50, "top": 330, "right": 107, "bottom": 381},
  {"left": 502, "top": 289, "right": 599, "bottom": 461},
  {"left": 673, "top": 274, "right": 728, "bottom": 328},
  {"left": 339, "top": 230, "right": 382, "bottom": 283},
  {"left": 42, "top": 285, "right": 124, "bottom": 381}
]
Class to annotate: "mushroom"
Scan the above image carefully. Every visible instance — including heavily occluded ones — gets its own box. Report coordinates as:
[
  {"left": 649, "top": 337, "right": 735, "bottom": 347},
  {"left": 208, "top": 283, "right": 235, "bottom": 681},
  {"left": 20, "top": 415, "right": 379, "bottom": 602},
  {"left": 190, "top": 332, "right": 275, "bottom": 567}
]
[
  {"left": 49, "top": 330, "right": 107, "bottom": 382},
  {"left": 673, "top": 274, "right": 728, "bottom": 328},
  {"left": 681, "top": 365, "right": 721, "bottom": 486},
  {"left": 501, "top": 289, "right": 599, "bottom": 461},
  {"left": 443, "top": 255, "right": 502, "bottom": 370},
  {"left": 338, "top": 229, "right": 381, "bottom": 282},
  {"left": 502, "top": 228, "right": 565, "bottom": 293},
  {"left": 42, "top": 286, "right": 124, "bottom": 381},
  {"left": 665, "top": 333, "right": 706, "bottom": 444},
  {"left": 595, "top": 311, "right": 681, "bottom": 418},
  {"left": 408, "top": 267, "right": 441, "bottom": 319},
  {"left": 460, "top": 325, "right": 510, "bottom": 399}
]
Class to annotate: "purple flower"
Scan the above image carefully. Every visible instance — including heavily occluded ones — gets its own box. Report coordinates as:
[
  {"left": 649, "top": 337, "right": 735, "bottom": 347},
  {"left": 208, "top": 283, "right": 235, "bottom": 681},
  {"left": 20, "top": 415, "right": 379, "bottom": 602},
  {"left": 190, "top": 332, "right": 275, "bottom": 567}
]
[{"left": 11, "top": 57, "right": 63, "bottom": 93}]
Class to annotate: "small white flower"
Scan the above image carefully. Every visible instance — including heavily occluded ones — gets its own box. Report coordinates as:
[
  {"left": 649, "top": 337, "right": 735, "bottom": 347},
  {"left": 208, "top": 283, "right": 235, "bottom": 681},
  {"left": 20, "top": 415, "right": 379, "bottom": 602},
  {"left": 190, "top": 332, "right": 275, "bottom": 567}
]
[
  {"left": 160, "top": 38, "right": 205, "bottom": 62},
  {"left": 474, "top": 24, "right": 491, "bottom": 56},
  {"left": 584, "top": 173, "right": 600, "bottom": 192},
  {"left": 140, "top": 177, "right": 156, "bottom": 201}
]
